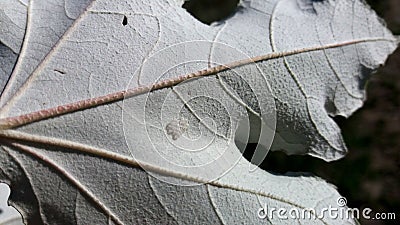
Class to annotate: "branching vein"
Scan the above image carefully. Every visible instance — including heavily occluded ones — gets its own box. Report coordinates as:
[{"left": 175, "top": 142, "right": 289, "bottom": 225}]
[{"left": 0, "top": 38, "right": 394, "bottom": 129}]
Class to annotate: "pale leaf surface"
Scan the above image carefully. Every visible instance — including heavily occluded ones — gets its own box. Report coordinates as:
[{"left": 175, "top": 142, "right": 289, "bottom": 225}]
[{"left": 0, "top": 0, "right": 397, "bottom": 224}]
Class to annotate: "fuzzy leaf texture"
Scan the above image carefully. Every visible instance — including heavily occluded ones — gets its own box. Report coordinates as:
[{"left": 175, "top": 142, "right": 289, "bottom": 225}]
[{"left": 0, "top": 0, "right": 397, "bottom": 224}]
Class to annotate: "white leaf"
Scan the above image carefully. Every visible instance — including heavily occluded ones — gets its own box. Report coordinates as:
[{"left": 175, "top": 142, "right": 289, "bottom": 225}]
[{"left": 0, "top": 0, "right": 396, "bottom": 224}]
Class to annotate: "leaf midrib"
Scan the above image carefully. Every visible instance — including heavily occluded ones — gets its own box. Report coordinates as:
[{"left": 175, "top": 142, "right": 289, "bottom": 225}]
[{"left": 0, "top": 37, "right": 394, "bottom": 130}]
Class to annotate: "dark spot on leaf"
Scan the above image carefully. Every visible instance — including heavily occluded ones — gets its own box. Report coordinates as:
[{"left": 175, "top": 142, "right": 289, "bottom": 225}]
[
  {"left": 122, "top": 15, "right": 128, "bottom": 26},
  {"left": 54, "top": 69, "right": 65, "bottom": 75},
  {"left": 182, "top": 0, "right": 239, "bottom": 25}
]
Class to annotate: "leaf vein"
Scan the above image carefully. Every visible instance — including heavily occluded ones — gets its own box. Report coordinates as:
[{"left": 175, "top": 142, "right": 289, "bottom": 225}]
[{"left": 0, "top": 38, "right": 393, "bottom": 130}]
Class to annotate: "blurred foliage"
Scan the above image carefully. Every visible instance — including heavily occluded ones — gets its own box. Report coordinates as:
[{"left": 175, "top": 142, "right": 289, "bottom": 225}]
[
  {"left": 367, "top": 0, "right": 400, "bottom": 34},
  {"left": 184, "top": 0, "right": 399, "bottom": 224}
]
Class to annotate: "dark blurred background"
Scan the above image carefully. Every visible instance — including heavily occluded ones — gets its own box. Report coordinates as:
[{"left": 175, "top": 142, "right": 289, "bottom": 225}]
[{"left": 183, "top": 0, "right": 400, "bottom": 224}]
